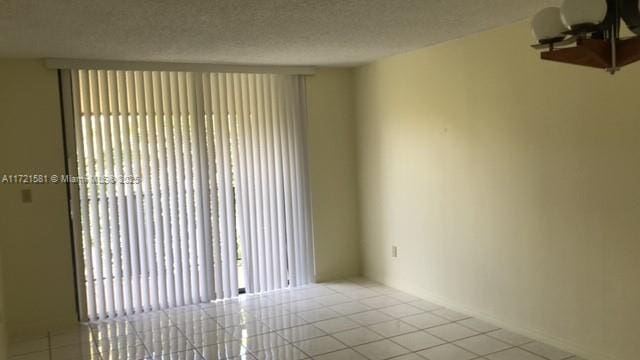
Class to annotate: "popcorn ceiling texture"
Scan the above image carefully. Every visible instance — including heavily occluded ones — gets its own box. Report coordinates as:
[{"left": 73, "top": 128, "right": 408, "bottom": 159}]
[{"left": 0, "top": 0, "right": 559, "bottom": 66}]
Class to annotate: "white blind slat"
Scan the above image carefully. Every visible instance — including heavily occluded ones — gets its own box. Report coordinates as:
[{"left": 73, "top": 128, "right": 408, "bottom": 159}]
[
  {"left": 231, "top": 73, "right": 252, "bottom": 294},
  {"left": 223, "top": 73, "right": 239, "bottom": 297},
  {"left": 158, "top": 71, "right": 178, "bottom": 308},
  {"left": 135, "top": 71, "right": 160, "bottom": 312},
  {"left": 183, "top": 72, "right": 200, "bottom": 303},
  {"left": 167, "top": 72, "right": 186, "bottom": 306},
  {"left": 202, "top": 73, "right": 223, "bottom": 300},
  {"left": 273, "top": 77, "right": 289, "bottom": 289},
  {"left": 246, "top": 74, "right": 263, "bottom": 293},
  {"left": 98, "top": 70, "right": 120, "bottom": 318},
  {"left": 186, "top": 72, "right": 205, "bottom": 303},
  {"left": 255, "top": 76, "right": 273, "bottom": 291},
  {"left": 192, "top": 73, "right": 213, "bottom": 301},
  {"left": 264, "top": 75, "right": 280, "bottom": 290},
  {"left": 127, "top": 70, "right": 150, "bottom": 313},
  {"left": 115, "top": 70, "right": 135, "bottom": 313},
  {"left": 213, "top": 73, "right": 237, "bottom": 298},
  {"left": 280, "top": 77, "right": 297, "bottom": 287},
  {"left": 298, "top": 77, "right": 315, "bottom": 283},
  {"left": 104, "top": 70, "right": 125, "bottom": 317},
  {"left": 86, "top": 70, "right": 109, "bottom": 319},
  {"left": 72, "top": 71, "right": 97, "bottom": 318},
  {"left": 175, "top": 72, "right": 193, "bottom": 304},
  {"left": 144, "top": 71, "right": 168, "bottom": 308}
]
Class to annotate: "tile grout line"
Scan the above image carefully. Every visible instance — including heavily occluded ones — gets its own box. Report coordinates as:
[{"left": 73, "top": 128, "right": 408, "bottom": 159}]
[{"left": 15, "top": 281, "right": 576, "bottom": 360}]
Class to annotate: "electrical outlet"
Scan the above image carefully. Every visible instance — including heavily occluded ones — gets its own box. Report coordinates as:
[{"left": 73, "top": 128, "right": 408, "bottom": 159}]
[{"left": 391, "top": 245, "right": 398, "bottom": 258}]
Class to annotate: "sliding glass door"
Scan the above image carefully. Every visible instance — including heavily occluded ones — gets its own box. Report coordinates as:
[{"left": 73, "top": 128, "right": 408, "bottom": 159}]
[{"left": 61, "top": 69, "right": 315, "bottom": 321}]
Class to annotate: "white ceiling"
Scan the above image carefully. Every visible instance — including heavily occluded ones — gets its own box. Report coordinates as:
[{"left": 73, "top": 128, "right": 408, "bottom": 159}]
[{"left": 0, "top": 0, "right": 559, "bottom": 66}]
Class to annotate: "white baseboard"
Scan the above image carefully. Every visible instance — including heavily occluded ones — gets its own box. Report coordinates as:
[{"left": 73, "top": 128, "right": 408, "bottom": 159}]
[{"left": 366, "top": 275, "right": 618, "bottom": 360}]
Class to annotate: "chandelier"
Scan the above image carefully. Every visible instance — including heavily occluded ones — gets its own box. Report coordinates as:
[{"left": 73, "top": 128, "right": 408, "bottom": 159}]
[{"left": 531, "top": 0, "right": 640, "bottom": 74}]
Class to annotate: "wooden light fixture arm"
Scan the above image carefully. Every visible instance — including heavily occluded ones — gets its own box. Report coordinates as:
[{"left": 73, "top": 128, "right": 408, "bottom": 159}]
[{"left": 537, "top": 0, "right": 640, "bottom": 73}]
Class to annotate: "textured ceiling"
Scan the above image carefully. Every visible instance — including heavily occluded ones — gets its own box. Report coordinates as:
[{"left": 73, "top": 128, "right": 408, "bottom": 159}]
[{"left": 0, "top": 0, "right": 559, "bottom": 66}]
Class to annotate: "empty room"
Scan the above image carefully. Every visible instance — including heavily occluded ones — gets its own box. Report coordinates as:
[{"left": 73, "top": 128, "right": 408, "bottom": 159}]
[{"left": 0, "top": 1, "right": 638, "bottom": 360}]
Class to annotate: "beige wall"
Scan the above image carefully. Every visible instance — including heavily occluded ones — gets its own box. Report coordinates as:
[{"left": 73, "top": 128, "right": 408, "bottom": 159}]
[
  {"left": 306, "top": 68, "right": 361, "bottom": 281},
  {"left": 355, "top": 21, "right": 640, "bottom": 360},
  {"left": 0, "top": 60, "right": 361, "bottom": 337}
]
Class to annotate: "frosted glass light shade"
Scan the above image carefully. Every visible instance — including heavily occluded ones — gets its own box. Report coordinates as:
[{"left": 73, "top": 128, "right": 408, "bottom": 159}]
[
  {"left": 561, "top": 0, "right": 608, "bottom": 28},
  {"left": 532, "top": 7, "right": 568, "bottom": 42}
]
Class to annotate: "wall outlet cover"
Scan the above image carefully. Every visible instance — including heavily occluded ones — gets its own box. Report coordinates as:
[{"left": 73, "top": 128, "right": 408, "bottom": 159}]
[{"left": 21, "top": 188, "right": 32, "bottom": 203}]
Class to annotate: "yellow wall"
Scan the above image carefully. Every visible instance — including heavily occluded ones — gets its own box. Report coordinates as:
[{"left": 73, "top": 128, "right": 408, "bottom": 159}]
[
  {"left": 0, "top": 60, "right": 361, "bottom": 337},
  {"left": 0, "top": 60, "right": 78, "bottom": 338},
  {"left": 306, "top": 69, "right": 361, "bottom": 281},
  {"left": 355, "top": 21, "right": 640, "bottom": 360},
  {"left": 0, "top": 242, "right": 7, "bottom": 360}
]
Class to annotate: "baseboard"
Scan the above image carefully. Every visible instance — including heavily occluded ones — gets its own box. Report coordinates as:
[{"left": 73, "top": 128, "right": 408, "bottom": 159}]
[
  {"left": 7, "top": 316, "right": 78, "bottom": 342},
  {"left": 365, "top": 275, "right": 618, "bottom": 360},
  {"left": 315, "top": 270, "right": 363, "bottom": 283}
]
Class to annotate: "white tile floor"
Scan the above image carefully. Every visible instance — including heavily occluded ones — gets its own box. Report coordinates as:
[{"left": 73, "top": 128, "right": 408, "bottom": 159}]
[{"left": 8, "top": 278, "right": 584, "bottom": 360}]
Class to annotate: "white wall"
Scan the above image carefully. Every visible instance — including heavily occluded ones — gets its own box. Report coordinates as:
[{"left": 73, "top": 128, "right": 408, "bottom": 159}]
[{"left": 355, "top": 21, "right": 640, "bottom": 360}]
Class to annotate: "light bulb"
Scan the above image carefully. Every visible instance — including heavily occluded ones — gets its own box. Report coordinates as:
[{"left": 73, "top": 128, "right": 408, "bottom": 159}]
[
  {"left": 531, "top": 7, "right": 568, "bottom": 43},
  {"left": 620, "top": 0, "right": 640, "bottom": 35},
  {"left": 560, "top": 0, "right": 608, "bottom": 28}
]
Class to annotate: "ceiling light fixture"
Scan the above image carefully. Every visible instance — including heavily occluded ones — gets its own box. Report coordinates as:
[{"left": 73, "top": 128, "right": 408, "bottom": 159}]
[{"left": 531, "top": 0, "right": 640, "bottom": 74}]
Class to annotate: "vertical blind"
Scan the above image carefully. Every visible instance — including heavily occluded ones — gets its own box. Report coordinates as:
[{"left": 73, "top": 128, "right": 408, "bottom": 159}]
[{"left": 68, "top": 69, "right": 314, "bottom": 321}]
